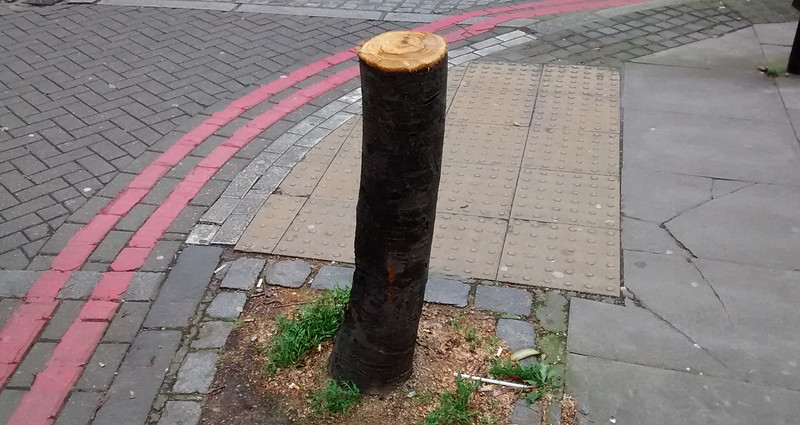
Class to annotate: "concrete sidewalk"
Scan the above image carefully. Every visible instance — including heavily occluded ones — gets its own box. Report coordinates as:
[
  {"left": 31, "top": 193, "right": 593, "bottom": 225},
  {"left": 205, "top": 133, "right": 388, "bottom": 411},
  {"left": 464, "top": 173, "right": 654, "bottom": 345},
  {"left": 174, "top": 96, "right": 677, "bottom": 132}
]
[{"left": 566, "top": 22, "right": 800, "bottom": 424}]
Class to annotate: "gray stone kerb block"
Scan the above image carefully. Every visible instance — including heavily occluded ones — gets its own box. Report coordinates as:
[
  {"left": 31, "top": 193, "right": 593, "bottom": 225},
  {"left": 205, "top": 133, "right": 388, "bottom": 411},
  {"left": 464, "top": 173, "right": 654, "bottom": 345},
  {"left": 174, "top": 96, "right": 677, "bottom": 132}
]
[
  {"left": 475, "top": 285, "right": 532, "bottom": 316},
  {"left": 172, "top": 351, "right": 219, "bottom": 394},
  {"left": 496, "top": 319, "right": 537, "bottom": 352},
  {"left": 424, "top": 278, "right": 470, "bottom": 307},
  {"left": 221, "top": 258, "right": 266, "bottom": 290},
  {"left": 158, "top": 401, "right": 202, "bottom": 425},
  {"left": 310, "top": 265, "right": 354, "bottom": 291},
  {"left": 264, "top": 260, "right": 311, "bottom": 288},
  {"left": 206, "top": 292, "right": 247, "bottom": 319},
  {"left": 192, "top": 321, "right": 235, "bottom": 349}
]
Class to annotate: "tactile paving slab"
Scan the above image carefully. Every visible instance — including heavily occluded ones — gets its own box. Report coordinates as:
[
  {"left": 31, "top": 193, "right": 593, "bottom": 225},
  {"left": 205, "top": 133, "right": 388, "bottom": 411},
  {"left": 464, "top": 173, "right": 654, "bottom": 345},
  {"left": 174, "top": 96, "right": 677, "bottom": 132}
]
[
  {"left": 235, "top": 195, "right": 307, "bottom": 253},
  {"left": 430, "top": 213, "right": 508, "bottom": 280},
  {"left": 231, "top": 62, "right": 622, "bottom": 296},
  {"left": 447, "top": 64, "right": 468, "bottom": 108},
  {"left": 524, "top": 127, "right": 620, "bottom": 176},
  {"left": 512, "top": 169, "right": 619, "bottom": 229},
  {"left": 437, "top": 163, "right": 519, "bottom": 218},
  {"left": 539, "top": 65, "right": 621, "bottom": 97},
  {"left": 499, "top": 220, "right": 620, "bottom": 295},
  {"left": 443, "top": 123, "right": 528, "bottom": 166},
  {"left": 313, "top": 138, "right": 361, "bottom": 202},
  {"left": 275, "top": 198, "right": 356, "bottom": 262},
  {"left": 280, "top": 119, "right": 355, "bottom": 196},
  {"left": 449, "top": 62, "right": 540, "bottom": 125},
  {"left": 531, "top": 92, "right": 620, "bottom": 133},
  {"left": 460, "top": 62, "right": 541, "bottom": 92}
]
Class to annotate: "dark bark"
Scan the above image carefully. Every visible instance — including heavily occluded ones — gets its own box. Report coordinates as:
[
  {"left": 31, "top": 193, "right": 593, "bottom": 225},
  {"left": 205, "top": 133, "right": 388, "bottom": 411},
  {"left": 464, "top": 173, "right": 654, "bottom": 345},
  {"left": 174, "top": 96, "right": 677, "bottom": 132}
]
[{"left": 328, "top": 52, "right": 447, "bottom": 392}]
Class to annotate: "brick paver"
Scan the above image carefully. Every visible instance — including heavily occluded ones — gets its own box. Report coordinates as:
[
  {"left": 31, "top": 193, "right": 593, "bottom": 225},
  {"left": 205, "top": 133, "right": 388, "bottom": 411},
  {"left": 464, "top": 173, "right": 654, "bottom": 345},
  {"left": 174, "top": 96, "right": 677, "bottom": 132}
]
[
  {"left": 2, "top": 0, "right": 799, "bottom": 423},
  {"left": 0, "top": 3, "right": 405, "bottom": 269}
]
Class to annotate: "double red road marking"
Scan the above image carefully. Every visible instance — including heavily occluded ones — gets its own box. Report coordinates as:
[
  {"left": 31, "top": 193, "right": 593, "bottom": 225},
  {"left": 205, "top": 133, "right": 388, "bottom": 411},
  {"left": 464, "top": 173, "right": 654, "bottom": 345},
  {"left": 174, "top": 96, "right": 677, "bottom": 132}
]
[{"left": 1, "top": 0, "right": 649, "bottom": 422}]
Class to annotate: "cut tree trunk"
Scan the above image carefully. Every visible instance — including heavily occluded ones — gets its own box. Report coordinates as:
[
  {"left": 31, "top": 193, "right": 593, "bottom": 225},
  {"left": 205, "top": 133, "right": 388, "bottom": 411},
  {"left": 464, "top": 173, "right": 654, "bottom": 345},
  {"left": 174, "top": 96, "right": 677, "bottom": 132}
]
[{"left": 328, "top": 31, "right": 448, "bottom": 393}]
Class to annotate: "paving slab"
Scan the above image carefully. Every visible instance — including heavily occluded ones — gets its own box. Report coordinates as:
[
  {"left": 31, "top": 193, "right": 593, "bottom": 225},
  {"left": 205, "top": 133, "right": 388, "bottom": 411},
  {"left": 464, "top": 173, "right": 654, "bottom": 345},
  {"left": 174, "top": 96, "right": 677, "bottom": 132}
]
[
  {"left": 430, "top": 214, "right": 507, "bottom": 280},
  {"left": 275, "top": 199, "right": 356, "bottom": 263},
  {"left": 623, "top": 62, "right": 789, "bottom": 123},
  {"left": 423, "top": 278, "right": 470, "bottom": 307},
  {"left": 534, "top": 292, "right": 568, "bottom": 333},
  {"left": 666, "top": 183, "right": 800, "bottom": 269},
  {"left": 754, "top": 22, "right": 797, "bottom": 46},
  {"left": 0, "top": 390, "right": 24, "bottom": 425},
  {"left": 568, "top": 298, "right": 735, "bottom": 379},
  {"left": 123, "top": 272, "right": 164, "bottom": 301},
  {"left": 524, "top": 127, "right": 619, "bottom": 176},
  {"left": 623, "top": 251, "right": 733, "bottom": 341},
  {"left": 620, "top": 168, "right": 712, "bottom": 223},
  {"left": 777, "top": 76, "right": 800, "bottom": 110},
  {"left": 710, "top": 179, "right": 753, "bottom": 199},
  {"left": 40, "top": 300, "right": 83, "bottom": 340},
  {"left": 159, "top": 400, "right": 202, "bottom": 425},
  {"left": 475, "top": 285, "right": 532, "bottom": 316},
  {"left": 93, "top": 330, "right": 182, "bottom": 425},
  {"left": 632, "top": 27, "right": 767, "bottom": 70},
  {"left": 76, "top": 343, "right": 130, "bottom": 391},
  {"left": 495, "top": 318, "right": 537, "bottom": 352},
  {"left": 206, "top": 292, "right": 247, "bottom": 319},
  {"left": 8, "top": 342, "right": 56, "bottom": 387},
  {"left": 500, "top": 220, "right": 620, "bottom": 295},
  {"left": 0, "top": 270, "right": 39, "bottom": 297},
  {"left": 620, "top": 217, "right": 688, "bottom": 257},
  {"left": 263, "top": 260, "right": 312, "bottom": 288},
  {"left": 173, "top": 351, "right": 219, "bottom": 394},
  {"left": 192, "top": 321, "right": 235, "bottom": 349},
  {"left": 144, "top": 246, "right": 223, "bottom": 328},
  {"left": 0, "top": 298, "right": 22, "bottom": 329},
  {"left": 443, "top": 123, "right": 527, "bottom": 167},
  {"left": 57, "top": 271, "right": 103, "bottom": 300},
  {"left": 512, "top": 169, "right": 619, "bottom": 229},
  {"left": 54, "top": 391, "right": 103, "bottom": 425},
  {"left": 220, "top": 258, "right": 266, "bottom": 290},
  {"left": 621, "top": 109, "right": 800, "bottom": 185},
  {"left": 234, "top": 195, "right": 307, "bottom": 254},
  {"left": 103, "top": 301, "right": 150, "bottom": 343},
  {"left": 310, "top": 265, "right": 354, "bottom": 291},
  {"left": 510, "top": 399, "right": 541, "bottom": 425},
  {"left": 567, "top": 354, "right": 800, "bottom": 425}
]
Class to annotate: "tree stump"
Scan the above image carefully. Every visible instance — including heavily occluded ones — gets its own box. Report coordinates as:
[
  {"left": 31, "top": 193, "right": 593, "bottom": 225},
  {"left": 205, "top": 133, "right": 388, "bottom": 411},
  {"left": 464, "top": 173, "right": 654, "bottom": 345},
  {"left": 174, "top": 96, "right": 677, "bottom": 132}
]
[{"left": 328, "top": 31, "right": 448, "bottom": 393}]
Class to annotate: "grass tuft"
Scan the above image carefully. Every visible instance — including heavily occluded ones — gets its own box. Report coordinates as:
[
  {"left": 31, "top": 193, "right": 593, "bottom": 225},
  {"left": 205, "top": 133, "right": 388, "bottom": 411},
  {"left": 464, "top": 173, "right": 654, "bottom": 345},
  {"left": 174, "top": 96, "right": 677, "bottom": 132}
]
[
  {"left": 263, "top": 287, "right": 349, "bottom": 374},
  {"left": 489, "top": 358, "right": 561, "bottom": 402},
  {"left": 423, "top": 376, "right": 480, "bottom": 425},
  {"left": 308, "top": 379, "right": 360, "bottom": 415}
]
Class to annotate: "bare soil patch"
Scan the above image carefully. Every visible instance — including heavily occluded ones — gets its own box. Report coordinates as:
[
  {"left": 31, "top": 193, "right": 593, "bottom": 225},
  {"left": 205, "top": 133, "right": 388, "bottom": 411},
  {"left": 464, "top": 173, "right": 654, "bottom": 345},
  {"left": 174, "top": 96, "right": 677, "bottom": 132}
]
[{"left": 201, "top": 286, "right": 521, "bottom": 424}]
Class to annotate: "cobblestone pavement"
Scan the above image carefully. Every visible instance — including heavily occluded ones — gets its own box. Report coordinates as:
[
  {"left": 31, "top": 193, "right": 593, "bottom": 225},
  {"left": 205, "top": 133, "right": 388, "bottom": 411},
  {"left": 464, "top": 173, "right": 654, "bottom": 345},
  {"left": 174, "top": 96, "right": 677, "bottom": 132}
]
[{"left": 1, "top": 0, "right": 799, "bottom": 423}]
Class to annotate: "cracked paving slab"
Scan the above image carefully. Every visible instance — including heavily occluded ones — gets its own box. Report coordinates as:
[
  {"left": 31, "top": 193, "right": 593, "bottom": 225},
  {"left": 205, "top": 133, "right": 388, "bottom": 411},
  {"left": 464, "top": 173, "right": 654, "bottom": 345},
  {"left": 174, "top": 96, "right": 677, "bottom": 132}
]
[
  {"left": 624, "top": 250, "right": 800, "bottom": 391},
  {"left": 621, "top": 168, "right": 712, "bottom": 224},
  {"left": 567, "top": 298, "right": 738, "bottom": 380},
  {"left": 666, "top": 183, "right": 800, "bottom": 269},
  {"left": 621, "top": 109, "right": 800, "bottom": 186},
  {"left": 567, "top": 353, "right": 800, "bottom": 425}
]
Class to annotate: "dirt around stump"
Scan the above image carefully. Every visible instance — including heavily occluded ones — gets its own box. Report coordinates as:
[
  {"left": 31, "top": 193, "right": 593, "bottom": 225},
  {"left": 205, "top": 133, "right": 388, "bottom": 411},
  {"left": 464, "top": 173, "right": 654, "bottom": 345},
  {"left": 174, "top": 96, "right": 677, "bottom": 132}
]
[{"left": 200, "top": 286, "right": 520, "bottom": 424}]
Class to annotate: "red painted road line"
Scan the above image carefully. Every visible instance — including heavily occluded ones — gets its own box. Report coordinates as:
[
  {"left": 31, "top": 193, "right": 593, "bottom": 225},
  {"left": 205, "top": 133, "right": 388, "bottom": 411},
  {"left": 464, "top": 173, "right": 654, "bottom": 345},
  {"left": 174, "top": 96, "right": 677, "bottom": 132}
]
[
  {"left": 0, "top": 0, "right": 614, "bottom": 384},
  {"left": 6, "top": 273, "right": 133, "bottom": 425},
  {"left": 7, "top": 69, "right": 365, "bottom": 425},
  {"left": 6, "top": 0, "right": 653, "bottom": 421},
  {"left": 0, "top": 271, "right": 71, "bottom": 384}
]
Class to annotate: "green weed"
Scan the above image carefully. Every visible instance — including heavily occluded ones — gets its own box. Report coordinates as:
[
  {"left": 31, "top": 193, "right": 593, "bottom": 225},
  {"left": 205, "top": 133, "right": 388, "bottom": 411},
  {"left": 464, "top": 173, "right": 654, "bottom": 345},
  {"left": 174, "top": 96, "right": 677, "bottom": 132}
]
[
  {"left": 308, "top": 379, "right": 360, "bottom": 415},
  {"left": 489, "top": 358, "right": 562, "bottom": 402},
  {"left": 478, "top": 415, "right": 501, "bottom": 425},
  {"left": 423, "top": 377, "right": 480, "bottom": 425},
  {"left": 263, "top": 288, "right": 349, "bottom": 374}
]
